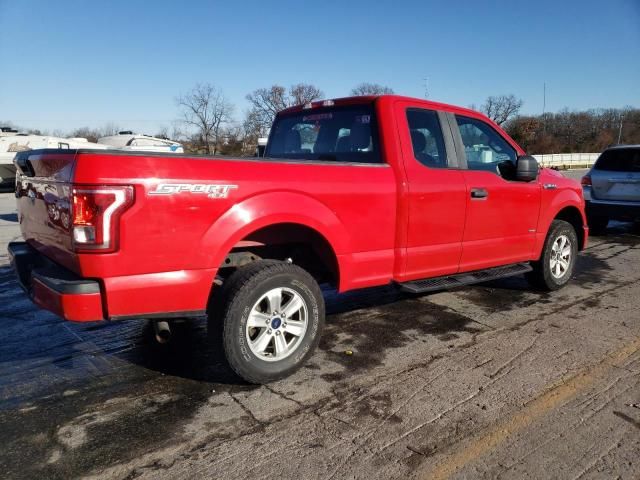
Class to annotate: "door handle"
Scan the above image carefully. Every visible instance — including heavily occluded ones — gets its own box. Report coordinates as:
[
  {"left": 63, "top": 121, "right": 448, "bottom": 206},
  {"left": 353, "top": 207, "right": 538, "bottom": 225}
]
[{"left": 470, "top": 188, "right": 488, "bottom": 199}]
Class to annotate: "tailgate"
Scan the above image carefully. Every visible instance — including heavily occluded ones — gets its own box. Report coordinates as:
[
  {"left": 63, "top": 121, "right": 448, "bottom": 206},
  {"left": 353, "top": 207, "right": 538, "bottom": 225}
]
[
  {"left": 591, "top": 148, "right": 640, "bottom": 202},
  {"left": 591, "top": 172, "right": 640, "bottom": 202},
  {"left": 14, "top": 149, "right": 79, "bottom": 271}
]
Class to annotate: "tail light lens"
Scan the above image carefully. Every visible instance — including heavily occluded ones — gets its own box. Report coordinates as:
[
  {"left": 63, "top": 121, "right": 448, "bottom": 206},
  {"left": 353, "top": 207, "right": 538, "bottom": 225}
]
[
  {"left": 580, "top": 175, "right": 592, "bottom": 186},
  {"left": 71, "top": 186, "right": 134, "bottom": 252}
]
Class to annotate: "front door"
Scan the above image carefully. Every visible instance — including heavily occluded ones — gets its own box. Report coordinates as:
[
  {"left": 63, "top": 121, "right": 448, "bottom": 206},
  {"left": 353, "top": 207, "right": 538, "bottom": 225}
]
[{"left": 452, "top": 114, "right": 541, "bottom": 272}]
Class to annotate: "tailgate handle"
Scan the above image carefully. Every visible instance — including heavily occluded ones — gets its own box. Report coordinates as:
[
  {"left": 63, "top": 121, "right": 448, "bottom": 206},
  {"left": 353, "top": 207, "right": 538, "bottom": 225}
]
[{"left": 471, "top": 188, "right": 488, "bottom": 199}]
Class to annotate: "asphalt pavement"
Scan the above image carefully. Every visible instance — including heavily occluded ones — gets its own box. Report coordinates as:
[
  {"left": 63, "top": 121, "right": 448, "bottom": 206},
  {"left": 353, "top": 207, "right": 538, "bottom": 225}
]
[{"left": 1, "top": 169, "right": 639, "bottom": 480}]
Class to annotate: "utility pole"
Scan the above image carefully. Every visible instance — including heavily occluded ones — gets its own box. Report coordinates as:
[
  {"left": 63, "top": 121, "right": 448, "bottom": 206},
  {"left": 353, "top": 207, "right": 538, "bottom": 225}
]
[
  {"left": 618, "top": 112, "right": 624, "bottom": 144},
  {"left": 422, "top": 77, "right": 430, "bottom": 99},
  {"left": 542, "top": 82, "right": 547, "bottom": 133}
]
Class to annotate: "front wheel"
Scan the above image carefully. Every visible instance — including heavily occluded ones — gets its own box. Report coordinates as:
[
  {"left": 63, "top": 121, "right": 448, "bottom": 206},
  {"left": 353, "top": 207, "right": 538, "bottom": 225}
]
[
  {"left": 214, "top": 260, "right": 324, "bottom": 384},
  {"left": 526, "top": 220, "right": 578, "bottom": 291}
]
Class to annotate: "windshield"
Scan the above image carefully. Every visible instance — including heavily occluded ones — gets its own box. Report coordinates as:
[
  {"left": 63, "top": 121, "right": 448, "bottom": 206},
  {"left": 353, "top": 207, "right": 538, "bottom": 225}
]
[
  {"left": 265, "top": 105, "right": 382, "bottom": 163},
  {"left": 594, "top": 148, "right": 640, "bottom": 172}
]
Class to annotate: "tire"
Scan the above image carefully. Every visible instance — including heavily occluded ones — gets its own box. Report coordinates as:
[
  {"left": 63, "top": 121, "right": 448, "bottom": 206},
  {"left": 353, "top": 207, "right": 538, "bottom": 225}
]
[
  {"left": 587, "top": 214, "right": 608, "bottom": 235},
  {"left": 526, "top": 220, "right": 578, "bottom": 291},
  {"left": 213, "top": 260, "right": 324, "bottom": 384}
]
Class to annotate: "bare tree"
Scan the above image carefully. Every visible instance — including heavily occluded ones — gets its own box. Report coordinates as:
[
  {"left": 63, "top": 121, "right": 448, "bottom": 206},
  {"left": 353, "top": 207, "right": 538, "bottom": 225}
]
[
  {"left": 154, "top": 126, "right": 170, "bottom": 139},
  {"left": 103, "top": 123, "right": 121, "bottom": 137},
  {"left": 168, "top": 121, "right": 186, "bottom": 142},
  {"left": 177, "top": 83, "right": 235, "bottom": 154},
  {"left": 481, "top": 94, "right": 524, "bottom": 126},
  {"left": 288, "top": 83, "right": 324, "bottom": 105},
  {"left": 69, "top": 127, "right": 101, "bottom": 143},
  {"left": 505, "top": 107, "right": 640, "bottom": 154},
  {"left": 242, "top": 108, "right": 267, "bottom": 151},
  {"left": 245, "top": 83, "right": 323, "bottom": 136},
  {"left": 350, "top": 83, "right": 394, "bottom": 96}
]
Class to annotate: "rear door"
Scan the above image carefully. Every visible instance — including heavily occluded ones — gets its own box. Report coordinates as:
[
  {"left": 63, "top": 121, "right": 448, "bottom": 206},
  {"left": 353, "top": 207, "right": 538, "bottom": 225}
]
[
  {"left": 394, "top": 101, "right": 467, "bottom": 280},
  {"left": 590, "top": 147, "right": 640, "bottom": 201},
  {"left": 451, "top": 114, "right": 541, "bottom": 272}
]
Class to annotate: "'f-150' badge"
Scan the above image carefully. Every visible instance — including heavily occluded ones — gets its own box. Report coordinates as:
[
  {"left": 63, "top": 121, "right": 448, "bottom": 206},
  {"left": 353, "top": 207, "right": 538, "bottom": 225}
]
[{"left": 149, "top": 183, "right": 238, "bottom": 198}]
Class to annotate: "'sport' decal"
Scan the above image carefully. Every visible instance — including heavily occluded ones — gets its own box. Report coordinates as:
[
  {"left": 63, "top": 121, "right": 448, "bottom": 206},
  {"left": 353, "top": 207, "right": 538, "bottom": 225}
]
[{"left": 149, "top": 183, "right": 237, "bottom": 198}]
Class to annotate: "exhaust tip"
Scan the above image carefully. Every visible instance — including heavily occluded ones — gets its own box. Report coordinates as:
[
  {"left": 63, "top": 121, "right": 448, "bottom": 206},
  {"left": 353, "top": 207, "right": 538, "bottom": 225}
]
[{"left": 153, "top": 320, "right": 171, "bottom": 344}]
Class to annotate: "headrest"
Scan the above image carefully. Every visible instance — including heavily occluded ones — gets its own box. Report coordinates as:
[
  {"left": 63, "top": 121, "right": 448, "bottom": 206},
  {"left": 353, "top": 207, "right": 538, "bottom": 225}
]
[
  {"left": 284, "top": 129, "right": 301, "bottom": 153},
  {"left": 410, "top": 130, "right": 426, "bottom": 153},
  {"left": 350, "top": 123, "right": 371, "bottom": 150},
  {"left": 335, "top": 135, "right": 351, "bottom": 152}
]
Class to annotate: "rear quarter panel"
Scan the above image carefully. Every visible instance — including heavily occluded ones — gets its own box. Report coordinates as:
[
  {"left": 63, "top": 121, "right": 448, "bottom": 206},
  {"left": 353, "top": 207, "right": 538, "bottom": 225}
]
[{"left": 72, "top": 152, "right": 398, "bottom": 291}]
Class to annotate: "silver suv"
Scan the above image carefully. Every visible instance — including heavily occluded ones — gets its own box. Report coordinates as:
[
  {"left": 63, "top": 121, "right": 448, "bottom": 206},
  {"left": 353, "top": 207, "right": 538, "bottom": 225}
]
[{"left": 582, "top": 145, "right": 640, "bottom": 233}]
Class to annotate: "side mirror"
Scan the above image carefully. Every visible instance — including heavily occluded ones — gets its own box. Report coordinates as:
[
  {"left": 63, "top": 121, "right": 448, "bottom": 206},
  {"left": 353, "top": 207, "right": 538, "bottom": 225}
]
[{"left": 516, "top": 155, "right": 539, "bottom": 182}]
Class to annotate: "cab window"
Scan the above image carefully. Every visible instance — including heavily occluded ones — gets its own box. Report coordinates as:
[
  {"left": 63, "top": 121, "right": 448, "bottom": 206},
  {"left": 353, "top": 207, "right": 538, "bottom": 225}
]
[
  {"left": 455, "top": 115, "right": 516, "bottom": 172},
  {"left": 266, "top": 105, "right": 381, "bottom": 163},
  {"left": 406, "top": 109, "right": 447, "bottom": 168}
]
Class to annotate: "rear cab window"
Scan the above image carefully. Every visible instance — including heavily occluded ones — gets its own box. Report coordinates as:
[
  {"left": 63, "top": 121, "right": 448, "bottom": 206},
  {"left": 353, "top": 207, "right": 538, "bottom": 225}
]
[
  {"left": 594, "top": 148, "right": 640, "bottom": 172},
  {"left": 266, "top": 105, "right": 382, "bottom": 164},
  {"left": 406, "top": 109, "right": 448, "bottom": 168}
]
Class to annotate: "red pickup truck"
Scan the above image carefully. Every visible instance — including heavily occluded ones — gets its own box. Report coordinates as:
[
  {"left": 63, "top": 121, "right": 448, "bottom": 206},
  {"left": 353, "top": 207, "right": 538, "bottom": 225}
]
[{"left": 9, "top": 95, "right": 588, "bottom": 383}]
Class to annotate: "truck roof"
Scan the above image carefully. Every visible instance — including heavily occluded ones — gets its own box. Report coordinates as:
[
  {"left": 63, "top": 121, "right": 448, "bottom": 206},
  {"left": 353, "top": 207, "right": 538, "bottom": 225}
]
[{"left": 278, "top": 94, "right": 483, "bottom": 119}]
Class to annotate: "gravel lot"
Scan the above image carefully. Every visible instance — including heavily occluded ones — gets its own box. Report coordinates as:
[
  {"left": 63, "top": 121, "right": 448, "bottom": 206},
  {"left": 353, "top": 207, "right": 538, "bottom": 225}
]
[{"left": 1, "top": 169, "right": 639, "bottom": 480}]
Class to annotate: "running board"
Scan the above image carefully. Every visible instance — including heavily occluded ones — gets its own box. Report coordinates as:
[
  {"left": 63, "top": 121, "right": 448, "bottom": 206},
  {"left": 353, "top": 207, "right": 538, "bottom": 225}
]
[{"left": 397, "top": 263, "right": 533, "bottom": 294}]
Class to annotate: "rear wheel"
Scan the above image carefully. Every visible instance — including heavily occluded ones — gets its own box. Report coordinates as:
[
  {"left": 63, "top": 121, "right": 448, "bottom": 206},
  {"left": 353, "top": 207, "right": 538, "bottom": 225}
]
[
  {"left": 213, "top": 261, "right": 324, "bottom": 384},
  {"left": 526, "top": 220, "right": 578, "bottom": 291}
]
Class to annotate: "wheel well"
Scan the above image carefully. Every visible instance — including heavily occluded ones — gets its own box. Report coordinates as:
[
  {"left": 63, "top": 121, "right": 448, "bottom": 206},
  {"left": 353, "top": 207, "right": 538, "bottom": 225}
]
[
  {"left": 554, "top": 206, "right": 585, "bottom": 250},
  {"left": 220, "top": 223, "right": 339, "bottom": 287}
]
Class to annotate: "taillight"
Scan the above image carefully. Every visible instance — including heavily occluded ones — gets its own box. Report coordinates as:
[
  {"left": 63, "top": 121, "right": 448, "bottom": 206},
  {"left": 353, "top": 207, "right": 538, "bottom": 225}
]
[
  {"left": 580, "top": 175, "right": 592, "bottom": 186},
  {"left": 71, "top": 186, "right": 134, "bottom": 252}
]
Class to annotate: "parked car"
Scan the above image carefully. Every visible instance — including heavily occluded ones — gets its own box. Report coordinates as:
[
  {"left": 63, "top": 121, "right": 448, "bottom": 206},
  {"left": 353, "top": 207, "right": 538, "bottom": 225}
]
[
  {"left": 0, "top": 133, "right": 109, "bottom": 190},
  {"left": 98, "top": 131, "right": 184, "bottom": 153},
  {"left": 0, "top": 131, "right": 184, "bottom": 190},
  {"left": 581, "top": 145, "right": 640, "bottom": 233},
  {"left": 8, "top": 95, "right": 588, "bottom": 383}
]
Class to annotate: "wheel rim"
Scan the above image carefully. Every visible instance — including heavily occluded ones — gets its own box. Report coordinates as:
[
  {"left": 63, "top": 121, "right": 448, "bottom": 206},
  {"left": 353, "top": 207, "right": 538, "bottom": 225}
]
[
  {"left": 245, "top": 287, "right": 308, "bottom": 362},
  {"left": 550, "top": 234, "right": 572, "bottom": 279}
]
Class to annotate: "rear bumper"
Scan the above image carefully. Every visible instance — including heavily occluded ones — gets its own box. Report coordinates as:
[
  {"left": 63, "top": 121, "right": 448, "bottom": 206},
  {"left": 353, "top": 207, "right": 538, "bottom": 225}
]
[
  {"left": 586, "top": 199, "right": 640, "bottom": 221},
  {"left": 8, "top": 242, "right": 214, "bottom": 322},
  {"left": 8, "top": 242, "right": 104, "bottom": 322}
]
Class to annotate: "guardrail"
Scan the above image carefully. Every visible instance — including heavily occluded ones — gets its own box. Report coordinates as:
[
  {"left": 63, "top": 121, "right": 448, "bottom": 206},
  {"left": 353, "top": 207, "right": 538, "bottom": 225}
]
[{"left": 532, "top": 153, "right": 599, "bottom": 169}]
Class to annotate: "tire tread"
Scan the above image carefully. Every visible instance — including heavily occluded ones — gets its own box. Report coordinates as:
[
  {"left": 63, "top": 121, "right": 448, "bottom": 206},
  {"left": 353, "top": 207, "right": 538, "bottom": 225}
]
[
  {"left": 526, "top": 219, "right": 577, "bottom": 291},
  {"left": 213, "top": 260, "right": 324, "bottom": 384}
]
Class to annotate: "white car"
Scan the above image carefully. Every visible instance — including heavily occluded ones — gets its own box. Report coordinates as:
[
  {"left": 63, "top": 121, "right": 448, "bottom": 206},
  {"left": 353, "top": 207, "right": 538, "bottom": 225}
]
[
  {"left": 0, "top": 133, "right": 109, "bottom": 189},
  {"left": 0, "top": 130, "right": 184, "bottom": 189},
  {"left": 98, "top": 132, "right": 184, "bottom": 153}
]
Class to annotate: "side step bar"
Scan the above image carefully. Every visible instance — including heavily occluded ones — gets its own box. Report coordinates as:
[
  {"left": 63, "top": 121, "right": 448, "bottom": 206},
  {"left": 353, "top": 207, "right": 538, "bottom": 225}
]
[{"left": 397, "top": 263, "right": 533, "bottom": 294}]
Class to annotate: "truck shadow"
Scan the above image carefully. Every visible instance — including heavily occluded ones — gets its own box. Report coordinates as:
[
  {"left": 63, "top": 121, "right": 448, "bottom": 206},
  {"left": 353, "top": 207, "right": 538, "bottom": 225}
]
[
  {"left": 119, "top": 283, "right": 487, "bottom": 385},
  {"left": 112, "top": 283, "right": 484, "bottom": 386},
  {"left": 2, "top": 226, "right": 637, "bottom": 401}
]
